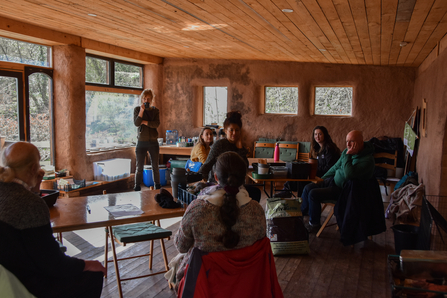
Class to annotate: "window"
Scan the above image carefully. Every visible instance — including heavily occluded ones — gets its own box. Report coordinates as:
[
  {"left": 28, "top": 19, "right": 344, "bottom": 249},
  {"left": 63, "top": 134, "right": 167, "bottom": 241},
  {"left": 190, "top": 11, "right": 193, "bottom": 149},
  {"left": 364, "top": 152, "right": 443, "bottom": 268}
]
[
  {"left": 85, "top": 55, "right": 143, "bottom": 89},
  {"left": 86, "top": 56, "right": 109, "bottom": 84},
  {"left": 203, "top": 87, "right": 227, "bottom": 126},
  {"left": 115, "top": 62, "right": 143, "bottom": 88},
  {"left": 85, "top": 91, "right": 139, "bottom": 151},
  {"left": 314, "top": 87, "right": 352, "bottom": 116},
  {"left": 265, "top": 87, "right": 298, "bottom": 114},
  {"left": 0, "top": 67, "right": 54, "bottom": 165},
  {"left": 0, "top": 36, "right": 51, "bottom": 67}
]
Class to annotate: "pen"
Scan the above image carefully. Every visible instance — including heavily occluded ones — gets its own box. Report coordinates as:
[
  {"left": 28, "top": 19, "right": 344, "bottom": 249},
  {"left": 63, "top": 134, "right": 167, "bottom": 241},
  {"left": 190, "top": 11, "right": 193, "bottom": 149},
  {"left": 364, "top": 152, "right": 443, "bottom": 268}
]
[{"left": 86, "top": 204, "right": 91, "bottom": 214}]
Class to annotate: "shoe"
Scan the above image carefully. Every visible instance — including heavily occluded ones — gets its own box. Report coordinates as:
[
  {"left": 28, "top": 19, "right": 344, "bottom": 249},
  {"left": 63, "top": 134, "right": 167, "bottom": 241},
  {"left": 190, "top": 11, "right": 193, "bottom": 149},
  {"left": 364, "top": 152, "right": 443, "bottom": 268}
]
[
  {"left": 154, "top": 183, "right": 162, "bottom": 190},
  {"left": 134, "top": 185, "right": 141, "bottom": 191},
  {"left": 274, "top": 190, "right": 292, "bottom": 198},
  {"left": 305, "top": 222, "right": 322, "bottom": 233}
]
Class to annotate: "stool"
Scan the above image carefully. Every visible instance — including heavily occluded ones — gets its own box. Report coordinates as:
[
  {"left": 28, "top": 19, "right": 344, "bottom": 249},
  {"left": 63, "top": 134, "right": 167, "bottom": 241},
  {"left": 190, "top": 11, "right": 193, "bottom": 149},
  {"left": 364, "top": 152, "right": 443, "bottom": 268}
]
[{"left": 104, "top": 220, "right": 172, "bottom": 298}]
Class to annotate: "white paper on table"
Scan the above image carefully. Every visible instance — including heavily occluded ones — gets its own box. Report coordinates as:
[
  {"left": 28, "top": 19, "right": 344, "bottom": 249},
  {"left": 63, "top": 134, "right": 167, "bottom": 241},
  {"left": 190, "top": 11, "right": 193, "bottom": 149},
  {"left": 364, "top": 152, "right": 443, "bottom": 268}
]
[{"left": 104, "top": 204, "right": 144, "bottom": 217}]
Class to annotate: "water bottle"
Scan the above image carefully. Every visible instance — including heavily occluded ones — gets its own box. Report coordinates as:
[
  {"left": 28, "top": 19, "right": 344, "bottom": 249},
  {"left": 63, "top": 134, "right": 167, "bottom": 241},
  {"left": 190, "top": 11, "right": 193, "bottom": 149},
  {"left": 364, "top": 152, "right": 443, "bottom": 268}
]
[{"left": 274, "top": 142, "right": 280, "bottom": 161}]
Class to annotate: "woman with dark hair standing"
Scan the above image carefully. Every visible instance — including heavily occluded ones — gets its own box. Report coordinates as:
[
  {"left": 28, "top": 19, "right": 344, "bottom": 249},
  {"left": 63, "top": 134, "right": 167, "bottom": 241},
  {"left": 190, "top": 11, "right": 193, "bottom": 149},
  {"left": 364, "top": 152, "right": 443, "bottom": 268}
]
[
  {"left": 133, "top": 89, "right": 161, "bottom": 191},
  {"left": 174, "top": 151, "right": 266, "bottom": 285},
  {"left": 190, "top": 127, "right": 214, "bottom": 164},
  {"left": 199, "top": 111, "right": 261, "bottom": 202}
]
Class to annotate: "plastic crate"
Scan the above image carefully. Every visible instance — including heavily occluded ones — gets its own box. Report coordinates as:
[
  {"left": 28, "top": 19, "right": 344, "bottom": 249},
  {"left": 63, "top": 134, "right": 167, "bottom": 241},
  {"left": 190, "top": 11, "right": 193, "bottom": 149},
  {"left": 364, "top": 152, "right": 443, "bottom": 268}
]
[{"left": 178, "top": 186, "right": 197, "bottom": 205}]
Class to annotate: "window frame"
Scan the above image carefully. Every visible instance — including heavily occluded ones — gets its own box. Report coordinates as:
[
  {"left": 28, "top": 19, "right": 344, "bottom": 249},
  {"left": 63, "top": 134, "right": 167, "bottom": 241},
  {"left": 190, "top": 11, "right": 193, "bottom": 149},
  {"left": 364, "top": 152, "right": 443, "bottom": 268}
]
[
  {"left": 85, "top": 54, "right": 144, "bottom": 90},
  {"left": 202, "top": 86, "right": 229, "bottom": 127},
  {"left": 263, "top": 85, "right": 299, "bottom": 115},
  {"left": 312, "top": 85, "right": 354, "bottom": 117},
  {"left": 0, "top": 35, "right": 52, "bottom": 68}
]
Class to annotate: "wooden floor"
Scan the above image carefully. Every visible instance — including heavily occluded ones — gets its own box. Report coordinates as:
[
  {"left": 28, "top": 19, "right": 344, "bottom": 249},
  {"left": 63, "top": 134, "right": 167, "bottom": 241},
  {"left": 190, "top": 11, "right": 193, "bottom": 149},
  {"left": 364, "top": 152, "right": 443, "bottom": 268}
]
[{"left": 60, "top": 185, "right": 395, "bottom": 298}]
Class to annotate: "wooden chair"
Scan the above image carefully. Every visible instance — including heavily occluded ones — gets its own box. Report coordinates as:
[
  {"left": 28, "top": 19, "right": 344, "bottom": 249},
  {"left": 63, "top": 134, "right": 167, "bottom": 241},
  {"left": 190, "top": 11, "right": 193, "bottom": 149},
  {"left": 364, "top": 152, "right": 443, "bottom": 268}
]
[
  {"left": 373, "top": 150, "right": 398, "bottom": 195},
  {"left": 253, "top": 142, "right": 275, "bottom": 158},
  {"left": 278, "top": 142, "right": 299, "bottom": 161},
  {"left": 298, "top": 152, "right": 310, "bottom": 162},
  {"left": 316, "top": 200, "right": 338, "bottom": 238},
  {"left": 104, "top": 219, "right": 172, "bottom": 298}
]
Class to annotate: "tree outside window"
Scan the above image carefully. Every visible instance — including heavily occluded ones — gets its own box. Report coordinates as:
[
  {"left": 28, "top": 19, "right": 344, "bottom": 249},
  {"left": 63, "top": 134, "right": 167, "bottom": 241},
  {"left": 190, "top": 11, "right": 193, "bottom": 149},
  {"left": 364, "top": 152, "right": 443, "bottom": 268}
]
[
  {"left": 315, "top": 87, "right": 352, "bottom": 115},
  {"left": 265, "top": 87, "right": 298, "bottom": 114},
  {"left": 203, "top": 87, "right": 227, "bottom": 126}
]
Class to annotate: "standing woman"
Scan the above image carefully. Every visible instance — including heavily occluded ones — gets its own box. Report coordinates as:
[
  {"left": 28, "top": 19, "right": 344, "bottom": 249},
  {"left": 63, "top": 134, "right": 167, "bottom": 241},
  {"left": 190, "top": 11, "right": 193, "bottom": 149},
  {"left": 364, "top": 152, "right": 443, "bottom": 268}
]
[
  {"left": 133, "top": 89, "right": 161, "bottom": 191},
  {"left": 190, "top": 127, "right": 214, "bottom": 164}
]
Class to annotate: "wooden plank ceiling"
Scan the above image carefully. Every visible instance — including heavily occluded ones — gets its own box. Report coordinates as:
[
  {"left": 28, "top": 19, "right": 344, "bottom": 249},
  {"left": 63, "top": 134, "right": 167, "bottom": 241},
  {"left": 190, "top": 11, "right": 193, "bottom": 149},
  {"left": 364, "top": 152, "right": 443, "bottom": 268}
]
[{"left": 0, "top": 0, "right": 446, "bottom": 67}]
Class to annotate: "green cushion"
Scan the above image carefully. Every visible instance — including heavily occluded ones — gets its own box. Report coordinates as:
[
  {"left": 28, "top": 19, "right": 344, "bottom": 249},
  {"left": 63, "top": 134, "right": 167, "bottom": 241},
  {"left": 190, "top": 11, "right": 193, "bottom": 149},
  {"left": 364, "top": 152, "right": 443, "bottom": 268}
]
[
  {"left": 258, "top": 138, "right": 275, "bottom": 143},
  {"left": 254, "top": 147, "right": 274, "bottom": 158},
  {"left": 298, "top": 142, "right": 311, "bottom": 153},
  {"left": 111, "top": 223, "right": 172, "bottom": 243},
  {"left": 279, "top": 148, "right": 296, "bottom": 162}
]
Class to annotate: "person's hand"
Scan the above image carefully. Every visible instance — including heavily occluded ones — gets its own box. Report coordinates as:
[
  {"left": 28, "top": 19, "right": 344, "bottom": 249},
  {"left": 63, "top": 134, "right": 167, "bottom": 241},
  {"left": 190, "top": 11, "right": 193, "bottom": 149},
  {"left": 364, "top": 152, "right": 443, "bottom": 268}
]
[
  {"left": 84, "top": 260, "right": 106, "bottom": 275},
  {"left": 31, "top": 168, "right": 45, "bottom": 194},
  {"left": 141, "top": 120, "right": 148, "bottom": 126},
  {"left": 138, "top": 103, "right": 145, "bottom": 117},
  {"left": 315, "top": 176, "right": 324, "bottom": 182},
  {"left": 346, "top": 142, "right": 357, "bottom": 155}
]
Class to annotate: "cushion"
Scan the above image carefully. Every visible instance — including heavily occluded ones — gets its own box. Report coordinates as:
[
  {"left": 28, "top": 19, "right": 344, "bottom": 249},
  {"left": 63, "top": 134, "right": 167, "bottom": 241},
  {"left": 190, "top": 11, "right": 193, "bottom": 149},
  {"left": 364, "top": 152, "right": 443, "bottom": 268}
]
[{"left": 111, "top": 222, "right": 172, "bottom": 243}]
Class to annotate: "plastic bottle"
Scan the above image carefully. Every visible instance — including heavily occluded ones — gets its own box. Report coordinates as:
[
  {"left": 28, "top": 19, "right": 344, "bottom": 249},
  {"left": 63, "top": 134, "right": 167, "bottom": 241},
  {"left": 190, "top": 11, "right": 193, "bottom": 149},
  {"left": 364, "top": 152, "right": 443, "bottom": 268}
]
[{"left": 274, "top": 142, "right": 280, "bottom": 161}]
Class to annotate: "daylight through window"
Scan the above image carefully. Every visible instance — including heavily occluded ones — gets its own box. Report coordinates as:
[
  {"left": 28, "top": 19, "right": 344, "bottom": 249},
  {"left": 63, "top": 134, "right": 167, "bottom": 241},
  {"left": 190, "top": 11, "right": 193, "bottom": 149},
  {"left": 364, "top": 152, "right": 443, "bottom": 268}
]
[
  {"left": 0, "top": 36, "right": 51, "bottom": 67},
  {"left": 265, "top": 87, "right": 298, "bottom": 114},
  {"left": 314, "top": 87, "right": 352, "bottom": 116},
  {"left": 203, "top": 87, "right": 227, "bottom": 126},
  {"left": 85, "top": 91, "right": 139, "bottom": 151}
]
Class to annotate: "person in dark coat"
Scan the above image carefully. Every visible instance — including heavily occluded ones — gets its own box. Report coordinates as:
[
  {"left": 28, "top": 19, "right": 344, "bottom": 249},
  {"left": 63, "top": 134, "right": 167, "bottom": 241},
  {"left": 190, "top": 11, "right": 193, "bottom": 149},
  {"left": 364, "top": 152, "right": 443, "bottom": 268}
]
[
  {"left": 304, "top": 130, "right": 376, "bottom": 233},
  {"left": 0, "top": 142, "right": 105, "bottom": 298}
]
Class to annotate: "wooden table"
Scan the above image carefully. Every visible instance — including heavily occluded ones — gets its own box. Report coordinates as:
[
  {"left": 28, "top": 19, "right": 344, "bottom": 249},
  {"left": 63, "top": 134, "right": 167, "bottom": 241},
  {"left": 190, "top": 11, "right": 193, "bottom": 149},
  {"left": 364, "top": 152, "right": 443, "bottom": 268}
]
[
  {"left": 50, "top": 189, "right": 186, "bottom": 233},
  {"left": 246, "top": 173, "right": 320, "bottom": 198},
  {"left": 158, "top": 145, "right": 192, "bottom": 164}
]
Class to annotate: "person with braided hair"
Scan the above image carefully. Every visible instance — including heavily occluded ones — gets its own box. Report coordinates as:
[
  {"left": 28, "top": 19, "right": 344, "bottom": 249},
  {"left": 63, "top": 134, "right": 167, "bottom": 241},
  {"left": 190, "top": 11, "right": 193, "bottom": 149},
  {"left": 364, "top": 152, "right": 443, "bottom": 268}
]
[{"left": 174, "top": 151, "right": 266, "bottom": 286}]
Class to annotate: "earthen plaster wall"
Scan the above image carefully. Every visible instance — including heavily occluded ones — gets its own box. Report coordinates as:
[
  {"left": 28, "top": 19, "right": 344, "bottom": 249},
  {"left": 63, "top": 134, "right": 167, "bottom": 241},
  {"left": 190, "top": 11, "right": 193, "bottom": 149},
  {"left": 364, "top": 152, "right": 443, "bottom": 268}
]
[
  {"left": 160, "top": 58, "right": 416, "bottom": 153},
  {"left": 413, "top": 35, "right": 447, "bottom": 196},
  {"left": 53, "top": 45, "right": 137, "bottom": 180}
]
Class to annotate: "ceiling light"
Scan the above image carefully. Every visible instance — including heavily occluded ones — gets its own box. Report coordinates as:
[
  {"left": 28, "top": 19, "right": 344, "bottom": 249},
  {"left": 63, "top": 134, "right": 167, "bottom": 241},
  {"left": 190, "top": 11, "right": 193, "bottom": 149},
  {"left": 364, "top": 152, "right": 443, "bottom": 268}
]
[
  {"left": 282, "top": 9, "right": 293, "bottom": 13},
  {"left": 88, "top": 13, "right": 97, "bottom": 17},
  {"left": 400, "top": 41, "right": 408, "bottom": 47},
  {"left": 319, "top": 49, "right": 326, "bottom": 52},
  {"left": 184, "top": 46, "right": 190, "bottom": 48}
]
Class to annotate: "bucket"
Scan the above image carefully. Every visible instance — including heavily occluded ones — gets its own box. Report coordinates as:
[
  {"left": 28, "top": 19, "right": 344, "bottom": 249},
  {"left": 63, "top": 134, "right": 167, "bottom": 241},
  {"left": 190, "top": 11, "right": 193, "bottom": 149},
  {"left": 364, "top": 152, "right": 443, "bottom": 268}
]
[
  {"left": 391, "top": 224, "right": 419, "bottom": 255},
  {"left": 143, "top": 167, "right": 168, "bottom": 187}
]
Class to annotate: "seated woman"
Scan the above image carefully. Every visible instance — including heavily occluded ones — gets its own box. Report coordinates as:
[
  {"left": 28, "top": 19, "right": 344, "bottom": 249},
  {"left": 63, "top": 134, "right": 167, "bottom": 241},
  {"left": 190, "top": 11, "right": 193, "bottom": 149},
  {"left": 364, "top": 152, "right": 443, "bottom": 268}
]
[
  {"left": 174, "top": 151, "right": 266, "bottom": 285},
  {"left": 278, "top": 126, "right": 341, "bottom": 203},
  {"left": 199, "top": 111, "right": 261, "bottom": 202},
  {"left": 190, "top": 127, "right": 214, "bottom": 164}
]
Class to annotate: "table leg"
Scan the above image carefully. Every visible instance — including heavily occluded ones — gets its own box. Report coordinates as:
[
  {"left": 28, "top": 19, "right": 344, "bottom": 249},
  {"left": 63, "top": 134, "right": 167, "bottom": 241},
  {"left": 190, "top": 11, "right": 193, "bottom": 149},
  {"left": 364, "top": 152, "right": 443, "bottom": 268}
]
[
  {"left": 262, "top": 182, "right": 270, "bottom": 198},
  {"left": 270, "top": 182, "right": 274, "bottom": 198}
]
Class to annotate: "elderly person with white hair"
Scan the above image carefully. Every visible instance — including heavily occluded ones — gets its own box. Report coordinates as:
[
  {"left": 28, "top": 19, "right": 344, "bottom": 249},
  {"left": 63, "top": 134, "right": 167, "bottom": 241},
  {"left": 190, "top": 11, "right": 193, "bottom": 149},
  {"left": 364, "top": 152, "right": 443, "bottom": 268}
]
[{"left": 0, "top": 142, "right": 105, "bottom": 298}]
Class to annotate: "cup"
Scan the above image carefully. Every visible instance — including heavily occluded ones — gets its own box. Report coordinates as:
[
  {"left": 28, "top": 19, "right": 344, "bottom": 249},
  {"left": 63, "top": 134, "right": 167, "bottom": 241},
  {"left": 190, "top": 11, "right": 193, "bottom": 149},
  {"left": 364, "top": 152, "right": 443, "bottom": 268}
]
[
  {"left": 258, "top": 163, "right": 270, "bottom": 175},
  {"left": 157, "top": 138, "right": 163, "bottom": 146}
]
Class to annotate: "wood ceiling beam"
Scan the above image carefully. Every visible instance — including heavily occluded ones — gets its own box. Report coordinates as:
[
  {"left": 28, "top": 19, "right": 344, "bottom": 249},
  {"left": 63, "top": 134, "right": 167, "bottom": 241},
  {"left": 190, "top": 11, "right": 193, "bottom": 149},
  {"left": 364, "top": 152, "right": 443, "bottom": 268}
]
[{"left": 0, "top": 16, "right": 163, "bottom": 64}]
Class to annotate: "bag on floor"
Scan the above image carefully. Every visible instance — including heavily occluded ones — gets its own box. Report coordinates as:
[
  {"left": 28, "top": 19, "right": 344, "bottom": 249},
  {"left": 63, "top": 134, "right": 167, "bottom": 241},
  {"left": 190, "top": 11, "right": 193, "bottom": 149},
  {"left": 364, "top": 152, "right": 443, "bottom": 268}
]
[{"left": 265, "top": 198, "right": 309, "bottom": 255}]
